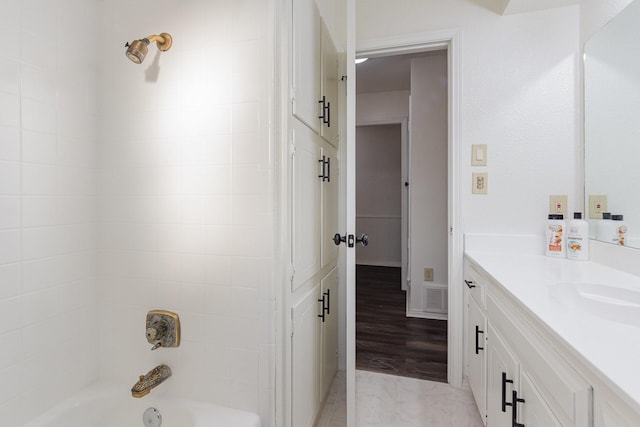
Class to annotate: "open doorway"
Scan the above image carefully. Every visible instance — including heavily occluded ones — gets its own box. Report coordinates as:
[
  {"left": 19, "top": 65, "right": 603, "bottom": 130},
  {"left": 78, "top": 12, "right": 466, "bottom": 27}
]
[{"left": 354, "top": 50, "right": 449, "bottom": 382}]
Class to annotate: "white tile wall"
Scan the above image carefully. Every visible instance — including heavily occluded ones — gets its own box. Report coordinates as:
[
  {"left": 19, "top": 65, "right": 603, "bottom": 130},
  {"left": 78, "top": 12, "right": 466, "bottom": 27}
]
[
  {"left": 1, "top": 0, "right": 274, "bottom": 424},
  {"left": 0, "top": 0, "right": 101, "bottom": 424},
  {"left": 97, "top": 0, "right": 274, "bottom": 425}
]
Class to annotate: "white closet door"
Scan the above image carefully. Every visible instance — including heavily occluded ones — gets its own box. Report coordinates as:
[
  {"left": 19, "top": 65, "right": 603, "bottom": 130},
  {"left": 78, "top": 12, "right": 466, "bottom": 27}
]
[
  {"left": 292, "top": 0, "right": 321, "bottom": 133},
  {"left": 291, "top": 123, "right": 322, "bottom": 292}
]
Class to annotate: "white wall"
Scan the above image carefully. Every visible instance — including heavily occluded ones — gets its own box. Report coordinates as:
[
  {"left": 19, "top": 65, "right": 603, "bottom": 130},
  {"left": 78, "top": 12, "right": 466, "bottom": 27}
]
[
  {"left": 580, "top": 0, "right": 633, "bottom": 43},
  {"left": 408, "top": 55, "right": 449, "bottom": 311},
  {"left": 0, "top": 0, "right": 275, "bottom": 425},
  {"left": 0, "top": 1, "right": 101, "bottom": 424},
  {"left": 356, "top": 124, "right": 402, "bottom": 266},
  {"left": 98, "top": 0, "right": 274, "bottom": 423},
  {"left": 357, "top": 1, "right": 581, "bottom": 237},
  {"left": 356, "top": 90, "right": 410, "bottom": 124}
]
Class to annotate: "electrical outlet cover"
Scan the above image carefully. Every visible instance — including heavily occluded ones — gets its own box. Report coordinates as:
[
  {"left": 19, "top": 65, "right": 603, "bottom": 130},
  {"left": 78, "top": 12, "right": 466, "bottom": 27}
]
[
  {"left": 549, "top": 195, "right": 568, "bottom": 218},
  {"left": 472, "top": 173, "right": 488, "bottom": 194},
  {"left": 588, "top": 194, "right": 608, "bottom": 219}
]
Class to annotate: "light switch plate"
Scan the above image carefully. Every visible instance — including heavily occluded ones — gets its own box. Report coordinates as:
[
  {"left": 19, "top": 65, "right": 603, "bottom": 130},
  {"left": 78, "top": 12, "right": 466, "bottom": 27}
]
[
  {"left": 549, "top": 195, "right": 568, "bottom": 218},
  {"left": 588, "top": 194, "right": 608, "bottom": 219},
  {"left": 472, "top": 173, "right": 488, "bottom": 194},
  {"left": 471, "top": 144, "right": 487, "bottom": 166}
]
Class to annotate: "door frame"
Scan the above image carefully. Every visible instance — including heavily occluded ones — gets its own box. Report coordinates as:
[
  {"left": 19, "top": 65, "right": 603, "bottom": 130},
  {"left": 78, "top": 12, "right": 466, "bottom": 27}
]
[
  {"left": 344, "top": 28, "right": 462, "bottom": 425},
  {"left": 354, "top": 120, "right": 409, "bottom": 287}
]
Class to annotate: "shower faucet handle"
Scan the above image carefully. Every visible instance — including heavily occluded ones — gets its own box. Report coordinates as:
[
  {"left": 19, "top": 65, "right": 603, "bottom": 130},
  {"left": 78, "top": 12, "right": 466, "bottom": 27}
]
[{"left": 145, "top": 310, "right": 181, "bottom": 351}]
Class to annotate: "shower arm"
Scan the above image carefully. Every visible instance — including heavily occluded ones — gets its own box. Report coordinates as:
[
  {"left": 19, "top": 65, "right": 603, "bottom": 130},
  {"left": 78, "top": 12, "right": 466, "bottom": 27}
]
[{"left": 144, "top": 33, "right": 172, "bottom": 51}]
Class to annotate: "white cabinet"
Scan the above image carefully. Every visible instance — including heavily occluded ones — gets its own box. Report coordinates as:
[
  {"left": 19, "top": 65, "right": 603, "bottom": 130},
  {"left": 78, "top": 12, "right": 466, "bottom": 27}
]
[
  {"left": 291, "top": 121, "right": 322, "bottom": 292},
  {"left": 464, "top": 259, "right": 592, "bottom": 427},
  {"left": 291, "top": 268, "right": 339, "bottom": 427},
  {"left": 518, "top": 369, "right": 563, "bottom": 427},
  {"left": 290, "top": 121, "right": 339, "bottom": 292},
  {"left": 291, "top": 0, "right": 340, "bottom": 146},
  {"left": 467, "top": 292, "right": 487, "bottom": 422},
  {"left": 291, "top": 0, "right": 320, "bottom": 133},
  {"left": 291, "top": 283, "right": 322, "bottom": 427},
  {"left": 319, "top": 19, "right": 339, "bottom": 147},
  {"left": 486, "top": 323, "right": 518, "bottom": 427},
  {"left": 289, "top": 0, "right": 342, "bottom": 425},
  {"left": 321, "top": 268, "right": 339, "bottom": 397}
]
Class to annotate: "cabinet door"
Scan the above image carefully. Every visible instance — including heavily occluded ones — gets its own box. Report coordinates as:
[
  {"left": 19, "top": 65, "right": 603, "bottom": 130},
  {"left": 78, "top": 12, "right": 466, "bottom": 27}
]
[
  {"left": 319, "top": 20, "right": 339, "bottom": 147},
  {"left": 596, "top": 398, "right": 640, "bottom": 427},
  {"left": 292, "top": 0, "right": 321, "bottom": 133},
  {"left": 321, "top": 144, "right": 339, "bottom": 268},
  {"left": 291, "top": 123, "right": 322, "bottom": 291},
  {"left": 292, "top": 283, "right": 322, "bottom": 427},
  {"left": 487, "top": 323, "right": 519, "bottom": 427},
  {"left": 518, "top": 370, "right": 563, "bottom": 427},
  {"left": 320, "top": 268, "right": 339, "bottom": 398},
  {"left": 467, "top": 295, "right": 487, "bottom": 421}
]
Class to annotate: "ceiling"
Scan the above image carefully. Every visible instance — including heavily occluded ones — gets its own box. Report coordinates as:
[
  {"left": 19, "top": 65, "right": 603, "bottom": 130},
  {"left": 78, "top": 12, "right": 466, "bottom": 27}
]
[{"left": 355, "top": 50, "right": 446, "bottom": 95}]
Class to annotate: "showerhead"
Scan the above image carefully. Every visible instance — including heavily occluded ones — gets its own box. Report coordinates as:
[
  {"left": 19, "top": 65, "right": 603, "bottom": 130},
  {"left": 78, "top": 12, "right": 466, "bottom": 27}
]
[{"left": 125, "top": 33, "right": 172, "bottom": 64}]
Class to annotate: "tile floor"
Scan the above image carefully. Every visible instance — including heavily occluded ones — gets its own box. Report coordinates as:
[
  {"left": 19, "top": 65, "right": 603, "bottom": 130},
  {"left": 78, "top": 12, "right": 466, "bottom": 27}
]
[{"left": 317, "top": 370, "right": 485, "bottom": 427}]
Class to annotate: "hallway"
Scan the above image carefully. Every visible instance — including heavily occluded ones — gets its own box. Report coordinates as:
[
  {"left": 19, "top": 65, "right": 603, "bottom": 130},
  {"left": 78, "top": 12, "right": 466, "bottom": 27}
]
[{"left": 356, "top": 265, "right": 448, "bottom": 382}]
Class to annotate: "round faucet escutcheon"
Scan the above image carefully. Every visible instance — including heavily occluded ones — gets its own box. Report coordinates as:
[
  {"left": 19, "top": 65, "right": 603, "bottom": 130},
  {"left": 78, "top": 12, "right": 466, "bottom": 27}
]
[{"left": 143, "top": 407, "right": 162, "bottom": 427}]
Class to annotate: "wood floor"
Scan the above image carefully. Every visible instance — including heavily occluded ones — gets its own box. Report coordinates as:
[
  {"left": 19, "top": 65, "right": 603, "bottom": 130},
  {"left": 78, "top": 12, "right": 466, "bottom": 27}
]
[{"left": 356, "top": 265, "right": 448, "bottom": 383}]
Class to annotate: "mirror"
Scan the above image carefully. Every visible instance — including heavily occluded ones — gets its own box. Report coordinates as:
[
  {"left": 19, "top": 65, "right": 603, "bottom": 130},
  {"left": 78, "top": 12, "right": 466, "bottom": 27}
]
[{"left": 584, "top": 0, "right": 640, "bottom": 248}]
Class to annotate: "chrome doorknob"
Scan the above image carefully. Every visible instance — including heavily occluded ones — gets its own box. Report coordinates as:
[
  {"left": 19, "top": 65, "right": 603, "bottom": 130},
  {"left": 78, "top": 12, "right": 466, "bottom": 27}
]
[
  {"left": 356, "top": 233, "right": 369, "bottom": 246},
  {"left": 333, "top": 233, "right": 346, "bottom": 246}
]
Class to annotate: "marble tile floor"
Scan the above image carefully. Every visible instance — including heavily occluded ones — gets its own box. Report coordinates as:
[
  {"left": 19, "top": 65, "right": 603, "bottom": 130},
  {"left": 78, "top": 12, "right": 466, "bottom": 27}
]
[{"left": 317, "top": 370, "right": 484, "bottom": 427}]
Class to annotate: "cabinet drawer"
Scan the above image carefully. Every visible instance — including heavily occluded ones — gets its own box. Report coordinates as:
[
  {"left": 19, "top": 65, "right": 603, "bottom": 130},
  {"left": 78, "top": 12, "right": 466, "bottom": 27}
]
[
  {"left": 488, "top": 292, "right": 592, "bottom": 427},
  {"left": 464, "top": 262, "right": 486, "bottom": 307}
]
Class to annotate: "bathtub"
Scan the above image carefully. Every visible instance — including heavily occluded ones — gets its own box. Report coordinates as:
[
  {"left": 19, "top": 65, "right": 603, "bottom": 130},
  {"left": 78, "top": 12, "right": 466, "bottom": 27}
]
[{"left": 21, "top": 382, "right": 261, "bottom": 427}]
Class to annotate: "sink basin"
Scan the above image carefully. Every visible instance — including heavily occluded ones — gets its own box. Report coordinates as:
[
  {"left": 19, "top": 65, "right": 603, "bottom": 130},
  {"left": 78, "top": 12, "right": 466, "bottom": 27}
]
[{"left": 551, "top": 282, "right": 640, "bottom": 326}]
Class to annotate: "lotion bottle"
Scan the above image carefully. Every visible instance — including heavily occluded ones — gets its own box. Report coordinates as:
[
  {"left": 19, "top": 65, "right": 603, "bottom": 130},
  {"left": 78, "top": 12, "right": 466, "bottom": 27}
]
[
  {"left": 596, "top": 212, "right": 613, "bottom": 242},
  {"left": 611, "top": 214, "right": 627, "bottom": 246},
  {"left": 567, "top": 212, "right": 589, "bottom": 260},
  {"left": 545, "top": 214, "right": 566, "bottom": 258}
]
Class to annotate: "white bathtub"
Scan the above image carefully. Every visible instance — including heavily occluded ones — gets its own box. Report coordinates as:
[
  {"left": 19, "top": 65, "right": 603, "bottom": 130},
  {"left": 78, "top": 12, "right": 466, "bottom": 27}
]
[{"left": 21, "top": 383, "right": 261, "bottom": 427}]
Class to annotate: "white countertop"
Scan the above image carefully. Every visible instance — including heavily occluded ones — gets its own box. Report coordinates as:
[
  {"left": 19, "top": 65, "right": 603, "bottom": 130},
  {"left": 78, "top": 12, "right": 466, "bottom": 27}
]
[{"left": 464, "top": 246, "right": 640, "bottom": 411}]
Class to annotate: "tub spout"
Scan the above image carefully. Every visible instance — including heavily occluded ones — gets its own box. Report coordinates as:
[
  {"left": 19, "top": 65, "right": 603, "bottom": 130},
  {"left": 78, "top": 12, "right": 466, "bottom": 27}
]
[{"left": 131, "top": 364, "right": 172, "bottom": 398}]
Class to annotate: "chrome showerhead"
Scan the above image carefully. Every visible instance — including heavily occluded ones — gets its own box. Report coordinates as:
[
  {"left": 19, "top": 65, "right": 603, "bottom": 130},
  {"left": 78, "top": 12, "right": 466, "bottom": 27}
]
[{"left": 125, "top": 33, "right": 172, "bottom": 64}]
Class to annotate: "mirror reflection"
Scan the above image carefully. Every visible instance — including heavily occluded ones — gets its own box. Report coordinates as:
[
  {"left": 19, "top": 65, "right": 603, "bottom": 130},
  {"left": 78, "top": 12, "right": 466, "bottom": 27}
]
[{"left": 584, "top": 0, "right": 640, "bottom": 248}]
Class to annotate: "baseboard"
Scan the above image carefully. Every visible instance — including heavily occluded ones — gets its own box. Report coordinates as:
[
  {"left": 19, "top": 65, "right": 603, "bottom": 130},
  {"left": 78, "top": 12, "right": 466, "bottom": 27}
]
[{"left": 356, "top": 260, "right": 401, "bottom": 268}]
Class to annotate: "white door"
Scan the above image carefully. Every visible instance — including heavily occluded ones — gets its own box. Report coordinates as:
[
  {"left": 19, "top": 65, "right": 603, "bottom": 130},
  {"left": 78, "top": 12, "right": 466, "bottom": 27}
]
[
  {"left": 291, "top": 283, "right": 322, "bottom": 427},
  {"left": 487, "top": 323, "right": 519, "bottom": 427},
  {"left": 467, "top": 296, "right": 487, "bottom": 419},
  {"left": 291, "top": 121, "right": 322, "bottom": 292},
  {"left": 321, "top": 268, "right": 339, "bottom": 397},
  {"left": 291, "top": 0, "right": 320, "bottom": 133},
  {"left": 518, "top": 370, "right": 563, "bottom": 427}
]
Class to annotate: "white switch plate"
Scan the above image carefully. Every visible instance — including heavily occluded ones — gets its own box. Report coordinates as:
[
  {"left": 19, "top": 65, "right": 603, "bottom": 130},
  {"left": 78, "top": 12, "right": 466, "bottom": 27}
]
[
  {"left": 424, "top": 268, "right": 434, "bottom": 282},
  {"left": 588, "top": 194, "right": 608, "bottom": 219},
  {"left": 471, "top": 144, "right": 487, "bottom": 166},
  {"left": 472, "top": 173, "right": 488, "bottom": 194},
  {"left": 549, "top": 195, "right": 568, "bottom": 218}
]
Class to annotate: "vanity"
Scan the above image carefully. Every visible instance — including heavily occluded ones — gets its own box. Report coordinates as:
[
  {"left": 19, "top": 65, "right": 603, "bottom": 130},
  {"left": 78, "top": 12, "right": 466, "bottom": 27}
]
[{"left": 464, "top": 235, "right": 640, "bottom": 427}]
